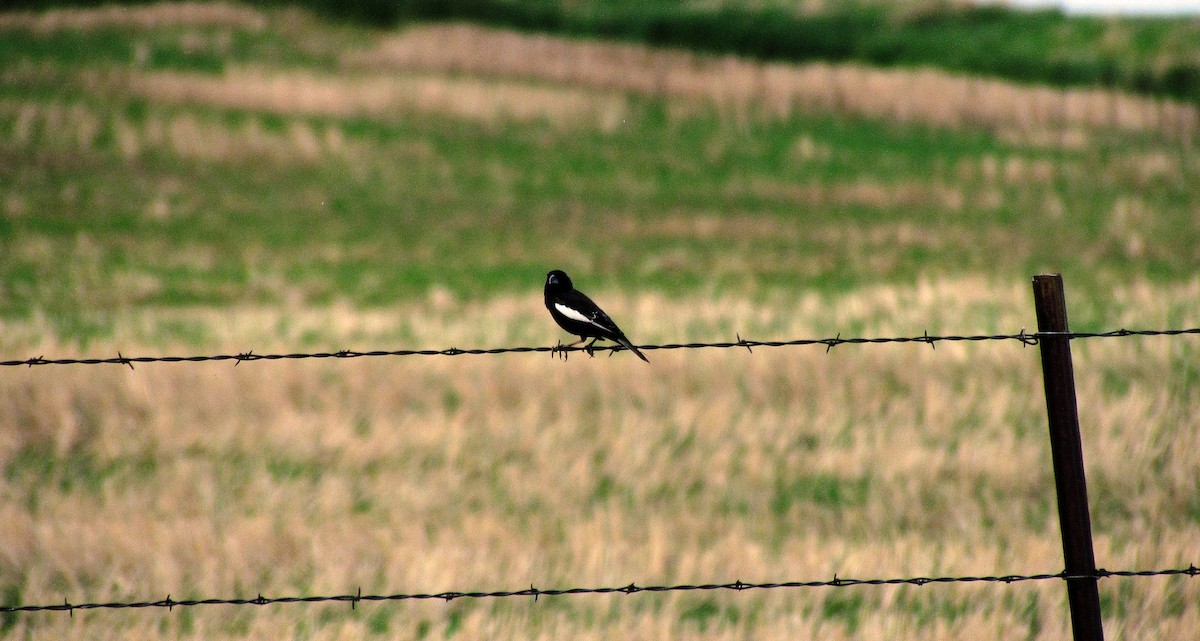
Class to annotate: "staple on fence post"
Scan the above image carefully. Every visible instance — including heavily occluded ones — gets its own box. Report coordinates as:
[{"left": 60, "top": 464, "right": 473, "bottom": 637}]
[{"left": 1031, "top": 274, "right": 1105, "bottom": 641}]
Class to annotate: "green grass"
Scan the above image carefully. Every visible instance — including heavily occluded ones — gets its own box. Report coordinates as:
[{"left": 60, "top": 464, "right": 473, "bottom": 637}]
[
  {"left": 3, "top": 9, "right": 1197, "bottom": 333},
  {"left": 3, "top": 85, "right": 1197, "bottom": 337}
]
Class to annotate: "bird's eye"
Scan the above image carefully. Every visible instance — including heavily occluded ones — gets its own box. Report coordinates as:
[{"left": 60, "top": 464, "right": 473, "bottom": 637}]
[{"left": 548, "top": 275, "right": 557, "bottom": 284}]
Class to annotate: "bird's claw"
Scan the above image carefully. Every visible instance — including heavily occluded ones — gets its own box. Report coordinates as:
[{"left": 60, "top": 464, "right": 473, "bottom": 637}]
[{"left": 583, "top": 338, "right": 601, "bottom": 358}]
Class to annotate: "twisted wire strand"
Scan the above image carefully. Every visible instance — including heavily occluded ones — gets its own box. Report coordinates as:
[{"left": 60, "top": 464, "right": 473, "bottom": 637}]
[
  {"left": 3, "top": 566, "right": 1196, "bottom": 614},
  {"left": 4, "top": 327, "right": 1197, "bottom": 368}
]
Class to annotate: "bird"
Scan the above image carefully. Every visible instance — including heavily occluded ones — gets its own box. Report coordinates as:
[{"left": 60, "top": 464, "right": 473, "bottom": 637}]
[{"left": 544, "top": 270, "right": 649, "bottom": 362}]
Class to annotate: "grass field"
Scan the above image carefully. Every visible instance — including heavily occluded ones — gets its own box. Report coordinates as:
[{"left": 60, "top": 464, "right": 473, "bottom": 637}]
[{"left": 1, "top": 3, "right": 1199, "bottom": 640}]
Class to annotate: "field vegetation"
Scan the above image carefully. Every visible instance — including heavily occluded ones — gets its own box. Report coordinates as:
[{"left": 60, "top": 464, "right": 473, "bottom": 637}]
[
  {"left": 1, "top": 3, "right": 1198, "bottom": 640},
  {"left": 8, "top": 0, "right": 1200, "bottom": 103}
]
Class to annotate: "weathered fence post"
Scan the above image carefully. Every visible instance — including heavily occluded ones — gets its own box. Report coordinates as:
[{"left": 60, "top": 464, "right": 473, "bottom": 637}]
[{"left": 1031, "top": 274, "right": 1105, "bottom": 641}]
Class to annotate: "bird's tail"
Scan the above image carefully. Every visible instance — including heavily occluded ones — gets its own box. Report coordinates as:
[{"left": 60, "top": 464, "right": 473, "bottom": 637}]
[{"left": 616, "top": 335, "right": 650, "bottom": 363}]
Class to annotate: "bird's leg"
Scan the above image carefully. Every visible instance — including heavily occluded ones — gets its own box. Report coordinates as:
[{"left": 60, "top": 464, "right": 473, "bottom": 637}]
[{"left": 583, "top": 337, "right": 600, "bottom": 357}]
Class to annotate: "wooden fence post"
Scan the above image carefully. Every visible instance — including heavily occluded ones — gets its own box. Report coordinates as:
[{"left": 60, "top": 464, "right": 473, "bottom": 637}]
[{"left": 1031, "top": 274, "right": 1105, "bottom": 641}]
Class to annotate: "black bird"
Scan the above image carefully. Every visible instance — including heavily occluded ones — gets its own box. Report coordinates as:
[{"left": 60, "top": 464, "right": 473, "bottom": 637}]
[{"left": 544, "top": 270, "right": 649, "bottom": 362}]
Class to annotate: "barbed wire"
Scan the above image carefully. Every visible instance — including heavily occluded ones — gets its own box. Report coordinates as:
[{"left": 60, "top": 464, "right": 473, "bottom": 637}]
[
  {"left": 3, "top": 327, "right": 1198, "bottom": 369},
  {"left": 3, "top": 565, "right": 1195, "bottom": 615}
]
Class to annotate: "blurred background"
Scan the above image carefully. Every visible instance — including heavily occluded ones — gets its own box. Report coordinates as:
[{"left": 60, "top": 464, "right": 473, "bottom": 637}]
[
  {"left": 1, "top": 1, "right": 1198, "bottom": 640},
  {"left": 2, "top": 0, "right": 1200, "bottom": 333}
]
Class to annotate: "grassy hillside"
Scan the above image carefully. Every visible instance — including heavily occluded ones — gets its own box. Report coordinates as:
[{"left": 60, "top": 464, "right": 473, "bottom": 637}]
[
  {"left": 1, "top": 6, "right": 1197, "bottom": 342},
  {"left": 0, "top": 4, "right": 1198, "bottom": 640},
  {"left": 12, "top": 0, "right": 1200, "bottom": 102},
  {"left": 394, "top": 0, "right": 1200, "bottom": 103}
]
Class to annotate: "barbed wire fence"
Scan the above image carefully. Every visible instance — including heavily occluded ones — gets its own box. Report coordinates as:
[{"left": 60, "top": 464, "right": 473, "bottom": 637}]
[
  {"left": 4, "top": 327, "right": 1199, "bottom": 369},
  {"left": 3, "top": 276, "right": 1199, "bottom": 639},
  {"left": 4, "top": 567, "right": 1198, "bottom": 615},
  {"left": 5, "top": 324, "right": 1200, "bottom": 618}
]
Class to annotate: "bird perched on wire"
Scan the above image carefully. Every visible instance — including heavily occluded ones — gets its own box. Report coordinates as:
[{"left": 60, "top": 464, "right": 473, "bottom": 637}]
[{"left": 544, "top": 270, "right": 649, "bottom": 362}]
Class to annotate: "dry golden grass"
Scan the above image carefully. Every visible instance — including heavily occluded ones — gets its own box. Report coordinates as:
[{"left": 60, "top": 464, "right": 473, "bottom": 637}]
[
  {"left": 93, "top": 68, "right": 630, "bottom": 130},
  {"left": 0, "top": 96, "right": 373, "bottom": 165},
  {"left": 2, "top": 278, "right": 1198, "bottom": 639},
  {"left": 0, "top": 2, "right": 266, "bottom": 32},
  {"left": 350, "top": 24, "right": 1199, "bottom": 140}
]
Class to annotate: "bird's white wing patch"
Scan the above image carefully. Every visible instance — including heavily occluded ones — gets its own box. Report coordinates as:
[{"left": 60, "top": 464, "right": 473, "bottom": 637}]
[{"left": 555, "top": 303, "right": 608, "bottom": 330}]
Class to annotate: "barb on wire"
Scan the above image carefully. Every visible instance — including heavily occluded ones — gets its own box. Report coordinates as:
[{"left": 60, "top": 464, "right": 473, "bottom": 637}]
[
  {"left": 1, "top": 566, "right": 1195, "bottom": 615},
  {"left": 1, "top": 328, "right": 1196, "bottom": 369}
]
